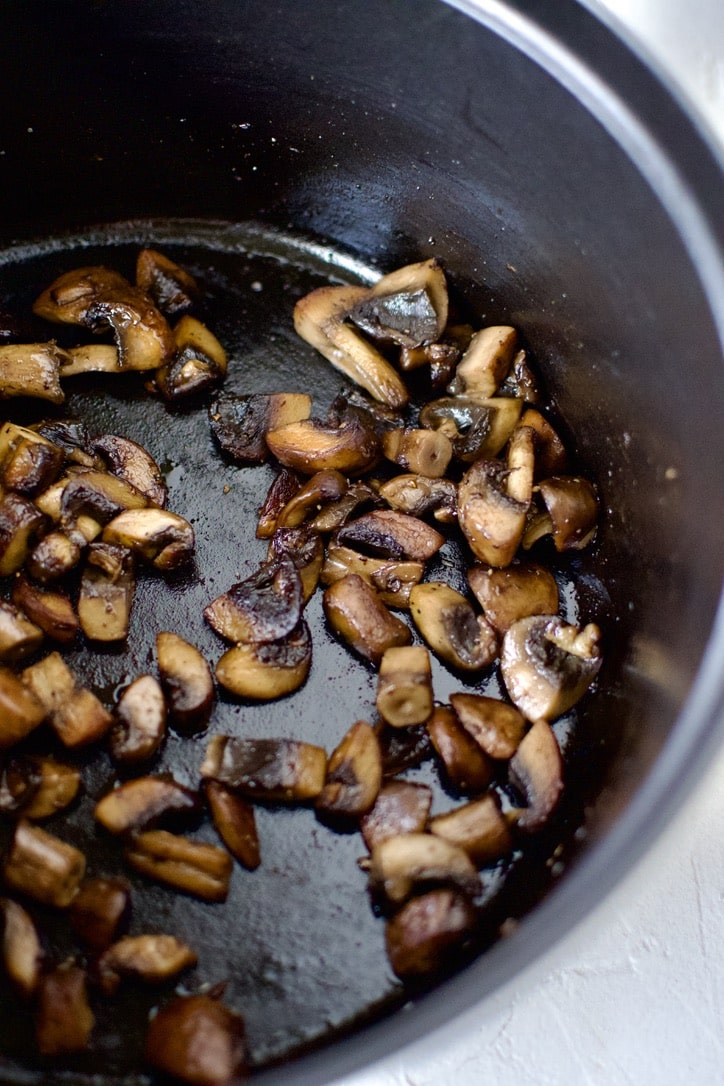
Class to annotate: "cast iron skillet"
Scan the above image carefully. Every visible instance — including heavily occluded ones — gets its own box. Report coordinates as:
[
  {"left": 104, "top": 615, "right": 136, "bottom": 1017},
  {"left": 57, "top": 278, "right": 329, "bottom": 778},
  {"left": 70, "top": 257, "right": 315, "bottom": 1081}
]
[{"left": 0, "top": 0, "right": 722, "bottom": 1083}]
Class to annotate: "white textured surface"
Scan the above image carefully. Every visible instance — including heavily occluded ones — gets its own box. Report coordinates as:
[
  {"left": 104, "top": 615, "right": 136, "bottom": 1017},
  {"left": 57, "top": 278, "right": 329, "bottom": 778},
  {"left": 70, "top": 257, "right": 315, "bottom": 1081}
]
[{"left": 337, "top": 3, "right": 724, "bottom": 1083}]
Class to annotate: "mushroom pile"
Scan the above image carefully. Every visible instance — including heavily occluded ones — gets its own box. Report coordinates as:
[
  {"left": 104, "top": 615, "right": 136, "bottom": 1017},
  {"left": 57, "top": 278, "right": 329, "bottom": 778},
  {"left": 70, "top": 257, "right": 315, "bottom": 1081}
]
[{"left": 0, "top": 251, "right": 604, "bottom": 1082}]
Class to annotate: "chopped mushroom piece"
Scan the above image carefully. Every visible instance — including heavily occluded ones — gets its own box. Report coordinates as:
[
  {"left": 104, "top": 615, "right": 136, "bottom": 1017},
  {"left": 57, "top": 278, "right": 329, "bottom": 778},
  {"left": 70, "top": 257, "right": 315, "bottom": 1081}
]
[
  {"left": 94, "top": 776, "right": 199, "bottom": 836},
  {"left": 68, "top": 876, "right": 131, "bottom": 952},
  {"left": 0, "top": 601, "right": 44, "bottom": 663},
  {"left": 124, "top": 830, "right": 233, "bottom": 902},
  {"left": 419, "top": 395, "right": 522, "bottom": 462},
  {"left": 3, "top": 821, "right": 85, "bottom": 907},
  {"left": 429, "top": 793, "right": 513, "bottom": 865},
  {"left": 267, "top": 527, "right": 324, "bottom": 603},
  {"left": 499, "top": 348, "right": 541, "bottom": 402},
  {"left": 0, "top": 493, "right": 47, "bottom": 575},
  {"left": 33, "top": 265, "right": 131, "bottom": 324},
  {"left": 311, "top": 480, "right": 378, "bottom": 533},
  {"left": 144, "top": 993, "right": 248, "bottom": 1086},
  {"left": 11, "top": 575, "right": 79, "bottom": 644},
  {"left": 156, "top": 315, "right": 228, "bottom": 400},
  {"left": 378, "top": 473, "right": 457, "bottom": 524},
  {"left": 0, "top": 423, "right": 64, "bottom": 496},
  {"left": 508, "top": 719, "right": 564, "bottom": 831},
  {"left": 157, "top": 631, "right": 214, "bottom": 732},
  {"left": 78, "top": 542, "right": 135, "bottom": 642},
  {"left": 467, "top": 561, "right": 559, "bottom": 635},
  {"left": 500, "top": 614, "right": 602, "bottom": 721},
  {"left": 26, "top": 529, "right": 82, "bottom": 584},
  {"left": 35, "top": 963, "right": 94, "bottom": 1056},
  {"left": 376, "top": 645, "right": 433, "bottom": 728},
  {"left": 215, "top": 621, "right": 312, "bottom": 701},
  {"left": 450, "top": 692, "right": 527, "bottom": 760},
  {"left": 110, "top": 674, "right": 167, "bottom": 764},
  {"left": 409, "top": 582, "right": 497, "bottom": 672},
  {"left": 102, "top": 507, "right": 195, "bottom": 569},
  {"left": 265, "top": 412, "right": 380, "bottom": 476},
  {"left": 368, "top": 832, "right": 481, "bottom": 907},
  {"left": 316, "top": 720, "right": 382, "bottom": 818},
  {"left": 3, "top": 756, "right": 81, "bottom": 820},
  {"left": 22, "top": 651, "right": 113, "bottom": 748},
  {"left": 0, "top": 342, "right": 66, "bottom": 403},
  {"left": 360, "top": 781, "right": 433, "bottom": 851},
  {"left": 136, "top": 248, "right": 200, "bottom": 316},
  {"left": 0, "top": 667, "right": 46, "bottom": 749},
  {"left": 97, "top": 933, "right": 197, "bottom": 994},
  {"left": 60, "top": 343, "right": 122, "bottom": 376},
  {"left": 274, "top": 469, "right": 347, "bottom": 529},
  {"left": 537, "top": 475, "right": 599, "bottom": 551},
  {"left": 294, "top": 284, "right": 409, "bottom": 408},
  {"left": 518, "top": 408, "right": 568, "bottom": 478},
  {"left": 377, "top": 721, "right": 434, "bottom": 778},
  {"left": 204, "top": 556, "right": 302, "bottom": 644},
  {"left": 426, "top": 705, "right": 494, "bottom": 793},
  {"left": 385, "top": 888, "right": 476, "bottom": 979},
  {"left": 256, "top": 467, "right": 302, "bottom": 539},
  {"left": 321, "top": 544, "right": 424, "bottom": 609},
  {"left": 447, "top": 325, "right": 518, "bottom": 397},
  {"left": 209, "top": 391, "right": 312, "bottom": 463},
  {"left": 349, "top": 259, "right": 449, "bottom": 348},
  {"left": 0, "top": 897, "right": 42, "bottom": 998},
  {"left": 323, "top": 573, "right": 412, "bottom": 665},
  {"left": 381, "top": 427, "right": 453, "bottom": 478},
  {"left": 201, "top": 735, "right": 327, "bottom": 802},
  {"left": 83, "top": 285, "right": 175, "bottom": 371},
  {"left": 335, "top": 509, "right": 444, "bottom": 561},
  {"left": 92, "top": 433, "right": 168, "bottom": 507},
  {"left": 60, "top": 468, "right": 150, "bottom": 524},
  {"left": 205, "top": 781, "right": 260, "bottom": 870},
  {"left": 458, "top": 458, "right": 528, "bottom": 567}
]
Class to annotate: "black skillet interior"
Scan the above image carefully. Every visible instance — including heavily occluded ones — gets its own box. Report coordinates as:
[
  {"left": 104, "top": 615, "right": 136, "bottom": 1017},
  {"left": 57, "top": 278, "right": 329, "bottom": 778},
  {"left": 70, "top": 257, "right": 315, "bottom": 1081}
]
[{"left": 0, "top": 0, "right": 722, "bottom": 1083}]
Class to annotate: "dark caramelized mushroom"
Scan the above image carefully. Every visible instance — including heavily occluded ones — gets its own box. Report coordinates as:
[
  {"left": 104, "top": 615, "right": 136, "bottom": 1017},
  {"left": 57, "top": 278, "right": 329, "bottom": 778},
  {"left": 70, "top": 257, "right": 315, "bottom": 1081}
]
[
  {"left": 156, "top": 315, "right": 228, "bottom": 400},
  {"left": 97, "top": 934, "right": 197, "bottom": 994},
  {"left": 368, "top": 832, "right": 481, "bottom": 906},
  {"left": 201, "top": 735, "right": 327, "bottom": 803},
  {"left": 4, "top": 756, "right": 81, "bottom": 820},
  {"left": 0, "top": 897, "right": 42, "bottom": 998},
  {"left": 255, "top": 467, "right": 302, "bottom": 539},
  {"left": 316, "top": 720, "right": 382, "bottom": 818},
  {"left": 124, "top": 831, "right": 232, "bottom": 902},
  {"left": 26, "top": 529, "right": 82, "bottom": 584},
  {"left": 144, "top": 993, "right": 248, "bottom": 1086},
  {"left": 78, "top": 542, "right": 135, "bottom": 642},
  {"left": 458, "top": 458, "right": 529, "bottom": 567},
  {"left": 0, "top": 423, "right": 64, "bottom": 496},
  {"left": 450, "top": 692, "right": 527, "bottom": 760},
  {"left": 209, "top": 391, "right": 312, "bottom": 463},
  {"left": 215, "top": 621, "right": 312, "bottom": 701},
  {"left": 267, "top": 526, "right": 324, "bottom": 603},
  {"left": 102, "top": 507, "right": 195, "bottom": 569},
  {"left": 3, "top": 820, "right": 85, "bottom": 907},
  {"left": 538, "top": 475, "right": 599, "bottom": 551},
  {"left": 0, "top": 601, "right": 43, "bottom": 663},
  {"left": 265, "top": 412, "right": 380, "bottom": 476},
  {"left": 311, "top": 480, "right": 378, "bottom": 533},
  {"left": 60, "top": 468, "right": 149, "bottom": 524},
  {"left": 335, "top": 509, "right": 444, "bottom": 561},
  {"left": 60, "top": 343, "right": 122, "bottom": 376},
  {"left": 205, "top": 781, "right": 260, "bottom": 870},
  {"left": 321, "top": 544, "right": 424, "bottom": 609},
  {"left": 157, "top": 631, "right": 214, "bottom": 732},
  {"left": 204, "top": 556, "right": 302, "bottom": 644},
  {"left": 0, "top": 493, "right": 48, "bottom": 575},
  {"left": 110, "top": 674, "right": 167, "bottom": 764},
  {"left": 378, "top": 473, "right": 457, "bottom": 524},
  {"left": 0, "top": 343, "right": 66, "bottom": 403},
  {"left": 35, "top": 964, "right": 94, "bottom": 1055},
  {"left": 11, "top": 575, "right": 79, "bottom": 644},
  {"left": 419, "top": 396, "right": 522, "bottom": 462},
  {"left": 349, "top": 258, "right": 448, "bottom": 347},
  {"left": 136, "top": 248, "right": 200, "bottom": 316},
  {"left": 68, "top": 876, "right": 131, "bottom": 952},
  {"left": 92, "top": 434, "right": 168, "bottom": 507},
  {"left": 518, "top": 408, "right": 568, "bottom": 478},
  {"left": 360, "top": 781, "right": 433, "bottom": 851},
  {"left": 509, "top": 719, "right": 564, "bottom": 831},
  {"left": 467, "top": 561, "right": 559, "bottom": 635},
  {"left": 83, "top": 285, "right": 175, "bottom": 371},
  {"left": 0, "top": 667, "right": 46, "bottom": 749},
  {"left": 22, "top": 651, "right": 112, "bottom": 748},
  {"left": 385, "top": 889, "right": 476, "bottom": 979},
  {"left": 409, "top": 582, "right": 497, "bottom": 672},
  {"left": 429, "top": 793, "right": 513, "bottom": 865},
  {"left": 426, "top": 705, "right": 494, "bottom": 793},
  {"left": 94, "top": 775, "right": 199, "bottom": 836},
  {"left": 323, "top": 573, "right": 412, "bottom": 665},
  {"left": 447, "top": 325, "right": 518, "bottom": 396},
  {"left": 275, "top": 469, "right": 347, "bottom": 528},
  {"left": 33, "top": 265, "right": 130, "bottom": 324}
]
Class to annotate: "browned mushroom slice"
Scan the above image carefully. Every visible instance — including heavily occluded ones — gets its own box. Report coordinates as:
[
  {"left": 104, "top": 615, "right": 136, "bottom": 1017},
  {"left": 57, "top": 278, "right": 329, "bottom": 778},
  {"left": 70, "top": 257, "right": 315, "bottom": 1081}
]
[
  {"left": 94, "top": 776, "right": 200, "bottom": 836},
  {"left": 26, "top": 530, "right": 82, "bottom": 584},
  {"left": 136, "top": 248, "right": 200, "bottom": 316},
  {"left": 92, "top": 434, "right": 168, "bottom": 507},
  {"left": 22, "top": 651, "right": 113, "bottom": 748},
  {"left": 500, "top": 614, "right": 603, "bottom": 721},
  {"left": 518, "top": 408, "right": 568, "bottom": 478},
  {"left": 311, "top": 480, "right": 379, "bottom": 533},
  {"left": 4, "top": 756, "right": 81, "bottom": 820},
  {"left": 0, "top": 493, "right": 47, "bottom": 575},
  {"left": 400, "top": 339, "right": 461, "bottom": 378},
  {"left": 376, "top": 646, "right": 433, "bottom": 728},
  {"left": 68, "top": 876, "right": 131, "bottom": 952},
  {"left": 97, "top": 933, "right": 197, "bottom": 994},
  {"left": 447, "top": 325, "right": 518, "bottom": 397},
  {"left": 294, "top": 284, "right": 409, "bottom": 408},
  {"left": 60, "top": 343, "right": 122, "bottom": 376},
  {"left": 368, "top": 832, "right": 481, "bottom": 906},
  {"left": 255, "top": 466, "right": 302, "bottom": 539},
  {"left": 3, "top": 821, "right": 85, "bottom": 907},
  {"left": 505, "top": 425, "right": 536, "bottom": 505},
  {"left": 385, "top": 888, "right": 476, "bottom": 979},
  {"left": 35, "top": 963, "right": 94, "bottom": 1055},
  {"left": 32, "top": 265, "right": 131, "bottom": 324},
  {"left": 426, "top": 705, "right": 494, "bottom": 793},
  {"left": 124, "top": 830, "right": 233, "bottom": 902},
  {"left": 205, "top": 781, "right": 260, "bottom": 870},
  {"left": 458, "top": 458, "right": 528, "bottom": 567},
  {"left": 467, "top": 561, "right": 559, "bottom": 635},
  {"left": 316, "top": 720, "right": 382, "bottom": 818},
  {"left": 156, "top": 631, "right": 214, "bottom": 732},
  {"left": 0, "top": 343, "right": 66, "bottom": 403},
  {"left": 275, "top": 469, "right": 347, "bottom": 528},
  {"left": 429, "top": 793, "right": 513, "bottom": 865},
  {"left": 409, "top": 582, "right": 497, "bottom": 672},
  {"left": 349, "top": 259, "right": 448, "bottom": 348},
  {"left": 209, "top": 391, "right": 312, "bottom": 463},
  {"left": 323, "top": 573, "right": 412, "bottom": 665},
  {"left": 0, "top": 601, "right": 43, "bottom": 663},
  {"left": 215, "top": 621, "right": 312, "bottom": 701},
  {"left": 336, "top": 509, "right": 444, "bottom": 561},
  {"left": 110, "top": 674, "right": 167, "bottom": 764},
  {"left": 509, "top": 719, "right": 564, "bottom": 831},
  {"left": 450, "top": 692, "right": 527, "bottom": 760},
  {"left": 360, "top": 781, "right": 433, "bottom": 851},
  {"left": 201, "top": 735, "right": 327, "bottom": 802},
  {"left": 11, "top": 576, "right": 79, "bottom": 644},
  {"left": 156, "top": 315, "right": 228, "bottom": 400},
  {"left": 419, "top": 396, "right": 522, "bottom": 462},
  {"left": 60, "top": 469, "right": 150, "bottom": 527},
  {"left": 31, "top": 418, "right": 95, "bottom": 466},
  {"left": 266, "top": 413, "right": 380, "bottom": 476},
  {"left": 0, "top": 667, "right": 46, "bottom": 749},
  {"left": 78, "top": 542, "right": 135, "bottom": 642},
  {"left": 83, "top": 286, "right": 175, "bottom": 371},
  {"left": 377, "top": 721, "right": 434, "bottom": 778},
  {"left": 321, "top": 544, "right": 424, "bottom": 609},
  {"left": 0, "top": 423, "right": 64, "bottom": 496},
  {"left": 1, "top": 897, "right": 42, "bottom": 998},
  {"left": 204, "top": 556, "right": 302, "bottom": 644},
  {"left": 267, "top": 527, "right": 324, "bottom": 603},
  {"left": 378, "top": 473, "right": 457, "bottom": 524},
  {"left": 537, "top": 475, "right": 599, "bottom": 551},
  {"left": 102, "top": 507, "right": 195, "bottom": 569},
  {"left": 381, "top": 427, "right": 453, "bottom": 478},
  {"left": 145, "top": 993, "right": 248, "bottom": 1086},
  {"left": 499, "top": 348, "right": 541, "bottom": 402}
]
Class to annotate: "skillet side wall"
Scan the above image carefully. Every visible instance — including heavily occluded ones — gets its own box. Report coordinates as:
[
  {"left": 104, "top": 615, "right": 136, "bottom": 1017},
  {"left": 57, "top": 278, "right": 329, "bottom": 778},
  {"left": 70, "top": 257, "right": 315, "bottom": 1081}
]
[{"left": 0, "top": 0, "right": 722, "bottom": 1080}]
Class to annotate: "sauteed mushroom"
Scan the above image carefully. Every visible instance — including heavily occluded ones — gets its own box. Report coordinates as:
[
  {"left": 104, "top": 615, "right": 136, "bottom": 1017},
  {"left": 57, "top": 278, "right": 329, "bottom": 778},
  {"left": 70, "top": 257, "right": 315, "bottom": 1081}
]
[
  {"left": 336, "top": 509, "right": 444, "bottom": 562},
  {"left": 209, "top": 391, "right": 312, "bottom": 463},
  {"left": 95, "top": 776, "right": 199, "bottom": 836},
  {"left": 35, "top": 963, "right": 94, "bottom": 1056},
  {"left": 136, "top": 248, "right": 200, "bottom": 316},
  {"left": 215, "top": 621, "right": 312, "bottom": 701},
  {"left": 385, "top": 888, "right": 477, "bottom": 979},
  {"left": 33, "top": 265, "right": 130, "bottom": 325},
  {"left": 0, "top": 601, "right": 43, "bottom": 663},
  {"left": 265, "top": 411, "right": 380, "bottom": 476},
  {"left": 449, "top": 692, "right": 527, "bottom": 760},
  {"left": 378, "top": 473, "right": 457, "bottom": 524},
  {"left": 3, "top": 821, "right": 85, "bottom": 908},
  {"left": 0, "top": 667, "right": 46, "bottom": 749},
  {"left": 11, "top": 575, "right": 79, "bottom": 644},
  {"left": 458, "top": 458, "right": 529, "bottom": 567},
  {"left": 467, "top": 561, "right": 559, "bottom": 635},
  {"left": 110, "top": 674, "right": 167, "bottom": 764},
  {"left": 92, "top": 434, "right": 168, "bottom": 507},
  {"left": 22, "top": 651, "right": 112, "bottom": 748},
  {"left": 316, "top": 720, "right": 382, "bottom": 818},
  {"left": 83, "top": 285, "right": 175, "bottom": 372},
  {"left": 68, "top": 877, "right": 131, "bottom": 952},
  {"left": 156, "top": 315, "right": 228, "bottom": 399},
  {"left": 323, "top": 573, "right": 412, "bottom": 664},
  {"left": 376, "top": 645, "right": 434, "bottom": 728},
  {"left": 0, "top": 493, "right": 47, "bottom": 575},
  {"left": 204, "top": 556, "right": 302, "bottom": 644},
  {"left": 0, "top": 343, "right": 66, "bottom": 403},
  {"left": 447, "top": 325, "right": 518, "bottom": 396},
  {"left": 0, "top": 898, "right": 42, "bottom": 998},
  {"left": 321, "top": 544, "right": 424, "bottom": 609},
  {"left": 419, "top": 395, "right": 522, "bottom": 462},
  {"left": 426, "top": 705, "right": 494, "bottom": 793},
  {"left": 509, "top": 719, "right": 564, "bottom": 831},
  {"left": 97, "top": 933, "right": 197, "bottom": 994},
  {"left": 349, "top": 258, "right": 448, "bottom": 348},
  {"left": 144, "top": 993, "right": 248, "bottom": 1086},
  {"left": 78, "top": 542, "right": 135, "bottom": 642},
  {"left": 382, "top": 427, "right": 453, "bottom": 478},
  {"left": 409, "top": 582, "right": 497, "bottom": 672},
  {"left": 124, "top": 831, "right": 232, "bottom": 902},
  {"left": 205, "top": 781, "right": 261, "bottom": 870},
  {"left": 360, "top": 781, "right": 433, "bottom": 851},
  {"left": 429, "top": 793, "right": 513, "bottom": 865},
  {"left": 368, "top": 832, "right": 481, "bottom": 907},
  {"left": 201, "top": 735, "right": 327, "bottom": 802},
  {"left": 157, "top": 631, "right": 214, "bottom": 732}
]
